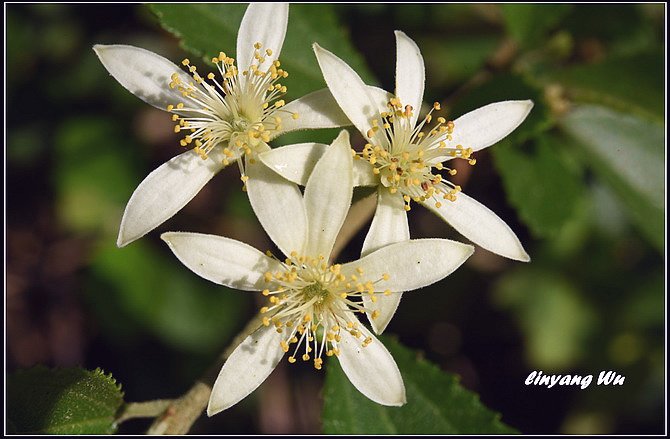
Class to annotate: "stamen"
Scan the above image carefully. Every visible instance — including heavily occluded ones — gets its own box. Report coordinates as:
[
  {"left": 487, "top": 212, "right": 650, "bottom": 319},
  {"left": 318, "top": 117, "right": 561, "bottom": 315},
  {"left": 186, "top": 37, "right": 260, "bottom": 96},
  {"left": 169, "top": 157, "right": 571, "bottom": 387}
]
[{"left": 257, "top": 251, "right": 385, "bottom": 370}]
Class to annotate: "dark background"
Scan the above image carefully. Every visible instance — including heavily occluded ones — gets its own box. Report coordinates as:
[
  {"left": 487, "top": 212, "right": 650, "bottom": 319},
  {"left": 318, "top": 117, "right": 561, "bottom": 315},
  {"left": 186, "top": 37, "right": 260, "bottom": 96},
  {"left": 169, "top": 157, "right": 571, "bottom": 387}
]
[{"left": 6, "top": 3, "right": 665, "bottom": 434}]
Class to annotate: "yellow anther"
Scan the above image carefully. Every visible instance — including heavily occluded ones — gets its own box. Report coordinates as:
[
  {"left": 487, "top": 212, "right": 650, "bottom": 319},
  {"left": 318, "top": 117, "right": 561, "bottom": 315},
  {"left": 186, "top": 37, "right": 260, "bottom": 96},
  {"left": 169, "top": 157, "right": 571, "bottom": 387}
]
[
  {"left": 181, "top": 58, "right": 190, "bottom": 66},
  {"left": 371, "top": 310, "right": 380, "bottom": 320},
  {"left": 262, "top": 317, "right": 270, "bottom": 326},
  {"left": 433, "top": 102, "right": 441, "bottom": 110},
  {"left": 264, "top": 272, "right": 273, "bottom": 282},
  {"left": 302, "top": 353, "right": 310, "bottom": 361},
  {"left": 288, "top": 356, "right": 296, "bottom": 363}
]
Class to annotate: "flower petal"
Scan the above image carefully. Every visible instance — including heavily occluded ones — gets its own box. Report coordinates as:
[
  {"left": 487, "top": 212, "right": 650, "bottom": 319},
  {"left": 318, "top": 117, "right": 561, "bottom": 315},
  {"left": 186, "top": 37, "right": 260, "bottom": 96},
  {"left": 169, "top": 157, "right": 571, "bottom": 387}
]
[
  {"left": 260, "top": 143, "right": 377, "bottom": 187},
  {"left": 434, "top": 100, "right": 534, "bottom": 162},
  {"left": 274, "top": 89, "right": 352, "bottom": 137},
  {"left": 259, "top": 143, "right": 327, "bottom": 185},
  {"left": 361, "top": 189, "right": 410, "bottom": 334},
  {"left": 93, "top": 44, "right": 194, "bottom": 111},
  {"left": 361, "top": 189, "right": 410, "bottom": 256},
  {"left": 237, "top": 3, "right": 288, "bottom": 72},
  {"left": 117, "top": 149, "right": 227, "bottom": 247},
  {"left": 303, "top": 130, "right": 353, "bottom": 258},
  {"left": 246, "top": 157, "right": 307, "bottom": 257},
  {"left": 394, "top": 31, "right": 425, "bottom": 128},
  {"left": 337, "top": 325, "right": 406, "bottom": 406},
  {"left": 161, "top": 232, "right": 283, "bottom": 291},
  {"left": 207, "top": 325, "right": 284, "bottom": 416},
  {"left": 422, "top": 191, "right": 530, "bottom": 261},
  {"left": 313, "top": 43, "right": 381, "bottom": 139},
  {"left": 341, "top": 239, "right": 474, "bottom": 293}
]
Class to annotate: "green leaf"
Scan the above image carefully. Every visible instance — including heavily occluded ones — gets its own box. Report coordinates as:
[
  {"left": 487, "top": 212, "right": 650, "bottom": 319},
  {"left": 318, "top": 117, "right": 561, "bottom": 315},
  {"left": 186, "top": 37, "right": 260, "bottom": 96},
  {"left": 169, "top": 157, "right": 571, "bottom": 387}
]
[
  {"left": 419, "top": 35, "right": 498, "bottom": 88},
  {"left": 546, "top": 52, "right": 664, "bottom": 122},
  {"left": 491, "top": 133, "right": 585, "bottom": 238},
  {"left": 54, "top": 117, "right": 141, "bottom": 236},
  {"left": 88, "top": 241, "right": 248, "bottom": 354},
  {"left": 502, "top": 4, "right": 572, "bottom": 48},
  {"left": 149, "top": 3, "right": 376, "bottom": 100},
  {"left": 560, "top": 105, "right": 664, "bottom": 252},
  {"left": 7, "top": 367, "right": 124, "bottom": 434},
  {"left": 493, "top": 269, "right": 596, "bottom": 369},
  {"left": 323, "top": 337, "right": 517, "bottom": 434}
]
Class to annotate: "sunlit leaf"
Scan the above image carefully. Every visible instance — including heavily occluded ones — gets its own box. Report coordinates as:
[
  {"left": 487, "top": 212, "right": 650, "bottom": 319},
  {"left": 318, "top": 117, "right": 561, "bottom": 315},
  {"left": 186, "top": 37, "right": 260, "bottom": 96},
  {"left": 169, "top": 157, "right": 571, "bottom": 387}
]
[
  {"left": 7, "top": 367, "right": 123, "bottom": 434},
  {"left": 560, "top": 105, "right": 664, "bottom": 252},
  {"left": 323, "top": 337, "right": 517, "bottom": 434}
]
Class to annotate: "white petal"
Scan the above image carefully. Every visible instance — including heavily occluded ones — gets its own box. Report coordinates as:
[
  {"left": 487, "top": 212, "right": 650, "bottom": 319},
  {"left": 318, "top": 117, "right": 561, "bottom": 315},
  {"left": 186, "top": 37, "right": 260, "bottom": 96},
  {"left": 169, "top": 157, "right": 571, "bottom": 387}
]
[
  {"left": 342, "top": 239, "right": 474, "bottom": 293},
  {"left": 93, "top": 44, "right": 194, "bottom": 111},
  {"left": 435, "top": 100, "right": 534, "bottom": 162},
  {"left": 237, "top": 3, "right": 288, "bottom": 73},
  {"left": 274, "top": 89, "right": 352, "bottom": 137},
  {"left": 117, "top": 149, "right": 227, "bottom": 247},
  {"left": 313, "top": 43, "right": 381, "bottom": 139},
  {"left": 260, "top": 143, "right": 377, "bottom": 187},
  {"left": 259, "top": 143, "right": 327, "bottom": 185},
  {"left": 337, "top": 325, "right": 405, "bottom": 406},
  {"left": 361, "top": 189, "right": 410, "bottom": 256},
  {"left": 207, "top": 325, "right": 284, "bottom": 415},
  {"left": 245, "top": 158, "right": 307, "bottom": 257},
  {"left": 353, "top": 159, "right": 378, "bottom": 186},
  {"left": 394, "top": 31, "right": 425, "bottom": 128},
  {"left": 303, "top": 130, "right": 353, "bottom": 258},
  {"left": 361, "top": 189, "right": 410, "bottom": 334},
  {"left": 422, "top": 191, "right": 530, "bottom": 261},
  {"left": 161, "top": 232, "right": 283, "bottom": 291}
]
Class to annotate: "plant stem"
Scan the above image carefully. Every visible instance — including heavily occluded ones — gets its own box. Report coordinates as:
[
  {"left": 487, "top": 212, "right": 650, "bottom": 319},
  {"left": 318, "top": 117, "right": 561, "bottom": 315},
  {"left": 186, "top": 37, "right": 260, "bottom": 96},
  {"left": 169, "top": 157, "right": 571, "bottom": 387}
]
[
  {"left": 145, "top": 314, "right": 264, "bottom": 435},
  {"left": 116, "top": 400, "right": 174, "bottom": 424}
]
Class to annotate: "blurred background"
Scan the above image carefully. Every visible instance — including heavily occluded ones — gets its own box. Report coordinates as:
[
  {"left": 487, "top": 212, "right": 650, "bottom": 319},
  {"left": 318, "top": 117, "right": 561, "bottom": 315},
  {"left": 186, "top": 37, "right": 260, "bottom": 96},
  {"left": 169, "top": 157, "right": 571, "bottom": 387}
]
[{"left": 6, "top": 3, "right": 665, "bottom": 434}]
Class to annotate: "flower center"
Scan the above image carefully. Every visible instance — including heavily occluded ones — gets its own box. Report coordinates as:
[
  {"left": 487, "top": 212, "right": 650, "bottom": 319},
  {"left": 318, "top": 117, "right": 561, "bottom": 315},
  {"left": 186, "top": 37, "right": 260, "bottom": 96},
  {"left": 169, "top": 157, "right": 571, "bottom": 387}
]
[
  {"left": 165, "top": 42, "right": 299, "bottom": 177},
  {"left": 358, "top": 98, "right": 477, "bottom": 210},
  {"left": 260, "top": 252, "right": 391, "bottom": 370}
]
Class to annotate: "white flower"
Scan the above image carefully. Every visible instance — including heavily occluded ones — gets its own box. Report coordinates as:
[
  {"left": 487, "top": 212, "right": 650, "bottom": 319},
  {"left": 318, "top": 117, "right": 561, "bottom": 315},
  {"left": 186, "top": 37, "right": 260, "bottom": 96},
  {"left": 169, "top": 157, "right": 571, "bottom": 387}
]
[
  {"left": 94, "top": 3, "right": 349, "bottom": 247},
  {"left": 260, "top": 31, "right": 533, "bottom": 333},
  {"left": 161, "top": 130, "right": 474, "bottom": 415}
]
